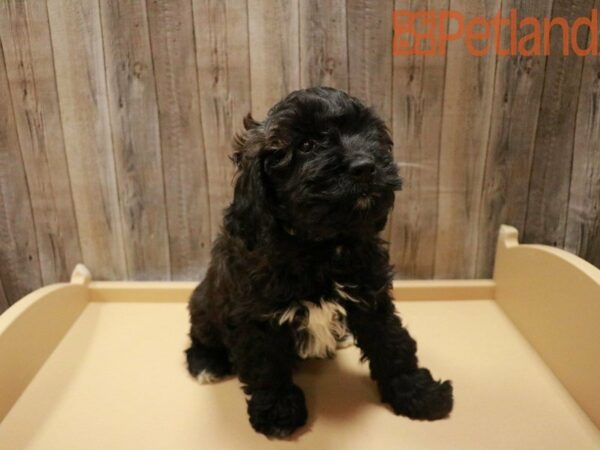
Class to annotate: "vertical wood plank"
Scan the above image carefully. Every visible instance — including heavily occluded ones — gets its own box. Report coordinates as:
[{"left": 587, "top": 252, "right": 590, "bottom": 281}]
[
  {"left": 100, "top": 0, "right": 171, "bottom": 280},
  {"left": 434, "top": 0, "right": 500, "bottom": 278},
  {"left": 346, "top": 0, "right": 394, "bottom": 126},
  {"left": 0, "top": 38, "right": 43, "bottom": 303},
  {"left": 47, "top": 0, "right": 127, "bottom": 280},
  {"left": 0, "top": 278, "right": 8, "bottom": 313},
  {"left": 475, "top": 0, "right": 553, "bottom": 277},
  {"left": 0, "top": 0, "right": 82, "bottom": 285},
  {"left": 146, "top": 0, "right": 212, "bottom": 279},
  {"left": 192, "top": 0, "right": 251, "bottom": 239},
  {"left": 299, "top": 0, "right": 348, "bottom": 89},
  {"left": 566, "top": 0, "right": 600, "bottom": 269},
  {"left": 248, "top": 0, "right": 300, "bottom": 118},
  {"left": 389, "top": 0, "right": 448, "bottom": 279},
  {"left": 524, "top": 0, "right": 594, "bottom": 247},
  {"left": 347, "top": 0, "right": 394, "bottom": 243}
]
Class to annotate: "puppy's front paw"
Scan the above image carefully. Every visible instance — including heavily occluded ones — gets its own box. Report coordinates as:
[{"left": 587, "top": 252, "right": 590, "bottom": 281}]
[
  {"left": 380, "top": 368, "right": 453, "bottom": 420},
  {"left": 247, "top": 384, "right": 308, "bottom": 438}
]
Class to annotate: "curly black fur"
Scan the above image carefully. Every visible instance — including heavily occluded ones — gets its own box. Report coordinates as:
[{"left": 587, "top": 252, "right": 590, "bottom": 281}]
[{"left": 186, "top": 87, "right": 453, "bottom": 437}]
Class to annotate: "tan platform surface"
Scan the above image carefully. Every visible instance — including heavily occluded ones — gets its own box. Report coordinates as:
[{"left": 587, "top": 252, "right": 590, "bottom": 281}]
[{"left": 1, "top": 299, "right": 598, "bottom": 450}]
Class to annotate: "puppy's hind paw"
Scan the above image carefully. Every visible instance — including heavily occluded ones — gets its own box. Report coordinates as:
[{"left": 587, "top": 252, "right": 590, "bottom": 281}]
[
  {"left": 380, "top": 368, "right": 453, "bottom": 421},
  {"left": 195, "top": 369, "right": 223, "bottom": 384},
  {"left": 247, "top": 385, "right": 308, "bottom": 438},
  {"left": 185, "top": 342, "right": 232, "bottom": 383}
]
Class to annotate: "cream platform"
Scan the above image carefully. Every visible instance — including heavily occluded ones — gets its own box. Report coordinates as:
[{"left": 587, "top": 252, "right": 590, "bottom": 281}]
[{"left": 0, "top": 226, "right": 599, "bottom": 449}]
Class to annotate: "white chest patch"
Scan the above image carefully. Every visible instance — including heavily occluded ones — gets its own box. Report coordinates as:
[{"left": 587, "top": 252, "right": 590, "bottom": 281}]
[{"left": 278, "top": 300, "right": 349, "bottom": 359}]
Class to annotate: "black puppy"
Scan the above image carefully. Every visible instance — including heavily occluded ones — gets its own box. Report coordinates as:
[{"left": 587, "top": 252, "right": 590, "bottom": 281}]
[{"left": 186, "top": 87, "right": 453, "bottom": 437}]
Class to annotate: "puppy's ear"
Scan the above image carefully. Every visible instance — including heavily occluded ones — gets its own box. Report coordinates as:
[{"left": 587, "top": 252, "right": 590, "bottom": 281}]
[
  {"left": 230, "top": 113, "right": 261, "bottom": 169},
  {"left": 225, "top": 115, "right": 273, "bottom": 249},
  {"left": 243, "top": 113, "right": 260, "bottom": 130}
]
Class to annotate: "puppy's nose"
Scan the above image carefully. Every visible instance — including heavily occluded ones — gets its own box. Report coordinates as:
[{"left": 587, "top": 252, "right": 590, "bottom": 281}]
[{"left": 349, "top": 158, "right": 375, "bottom": 181}]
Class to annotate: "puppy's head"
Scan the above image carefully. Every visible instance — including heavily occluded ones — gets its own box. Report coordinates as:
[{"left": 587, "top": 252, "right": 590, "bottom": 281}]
[{"left": 228, "top": 87, "right": 402, "bottom": 244}]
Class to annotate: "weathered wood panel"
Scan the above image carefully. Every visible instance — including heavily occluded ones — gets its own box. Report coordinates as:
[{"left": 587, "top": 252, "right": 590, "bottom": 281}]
[
  {"left": 146, "top": 0, "right": 212, "bottom": 279},
  {"left": 100, "top": 0, "right": 170, "bottom": 280},
  {"left": 0, "top": 278, "right": 7, "bottom": 313},
  {"left": 435, "top": 0, "right": 500, "bottom": 278},
  {"left": 347, "top": 0, "right": 395, "bottom": 242},
  {"left": 524, "top": 0, "right": 595, "bottom": 247},
  {"left": 299, "top": 0, "right": 348, "bottom": 89},
  {"left": 346, "top": 0, "right": 393, "bottom": 125},
  {"left": 248, "top": 0, "right": 300, "bottom": 118},
  {"left": 1, "top": 1, "right": 600, "bottom": 307},
  {"left": 0, "top": 38, "right": 43, "bottom": 302},
  {"left": 0, "top": 0, "right": 82, "bottom": 285},
  {"left": 192, "top": 0, "right": 251, "bottom": 239},
  {"left": 390, "top": 0, "right": 448, "bottom": 278},
  {"left": 47, "top": 0, "right": 127, "bottom": 280},
  {"left": 566, "top": 1, "right": 600, "bottom": 269},
  {"left": 475, "top": 0, "right": 553, "bottom": 278}
]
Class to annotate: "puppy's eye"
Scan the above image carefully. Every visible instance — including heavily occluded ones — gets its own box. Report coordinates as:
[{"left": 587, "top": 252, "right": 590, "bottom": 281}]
[{"left": 300, "top": 140, "right": 316, "bottom": 153}]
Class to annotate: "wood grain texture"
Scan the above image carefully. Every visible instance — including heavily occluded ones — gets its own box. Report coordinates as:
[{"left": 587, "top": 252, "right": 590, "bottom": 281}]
[
  {"left": 475, "top": 0, "right": 553, "bottom": 278},
  {"left": 389, "top": 0, "right": 448, "bottom": 279},
  {"left": 146, "top": 0, "right": 212, "bottom": 279},
  {"left": 299, "top": 0, "right": 348, "bottom": 89},
  {"left": 346, "top": 0, "right": 393, "bottom": 125},
  {"left": 192, "top": 0, "right": 251, "bottom": 239},
  {"left": 248, "top": 0, "right": 300, "bottom": 118},
  {"left": 0, "top": 278, "right": 7, "bottom": 313},
  {"left": 2, "top": 1, "right": 600, "bottom": 309},
  {"left": 47, "top": 0, "right": 127, "bottom": 280},
  {"left": 0, "top": 0, "right": 82, "bottom": 285},
  {"left": 566, "top": 1, "right": 600, "bottom": 268},
  {"left": 100, "top": 0, "right": 170, "bottom": 280},
  {"left": 524, "top": 0, "right": 595, "bottom": 247},
  {"left": 434, "top": 0, "right": 500, "bottom": 279},
  {"left": 346, "top": 0, "right": 394, "bottom": 242},
  {"left": 0, "top": 38, "right": 43, "bottom": 302}
]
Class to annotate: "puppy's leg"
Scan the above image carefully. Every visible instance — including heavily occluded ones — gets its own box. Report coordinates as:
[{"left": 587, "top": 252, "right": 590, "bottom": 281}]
[
  {"left": 187, "top": 282, "right": 233, "bottom": 383},
  {"left": 185, "top": 337, "right": 232, "bottom": 383},
  {"left": 346, "top": 297, "right": 453, "bottom": 420},
  {"left": 230, "top": 322, "right": 307, "bottom": 438}
]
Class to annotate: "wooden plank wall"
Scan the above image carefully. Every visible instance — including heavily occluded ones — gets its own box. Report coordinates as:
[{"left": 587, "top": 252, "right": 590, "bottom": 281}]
[
  {"left": 566, "top": 0, "right": 600, "bottom": 269},
  {"left": 0, "top": 0, "right": 599, "bottom": 306}
]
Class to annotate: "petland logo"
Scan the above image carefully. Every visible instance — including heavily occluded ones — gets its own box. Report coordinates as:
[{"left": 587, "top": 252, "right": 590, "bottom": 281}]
[{"left": 393, "top": 9, "right": 599, "bottom": 56}]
